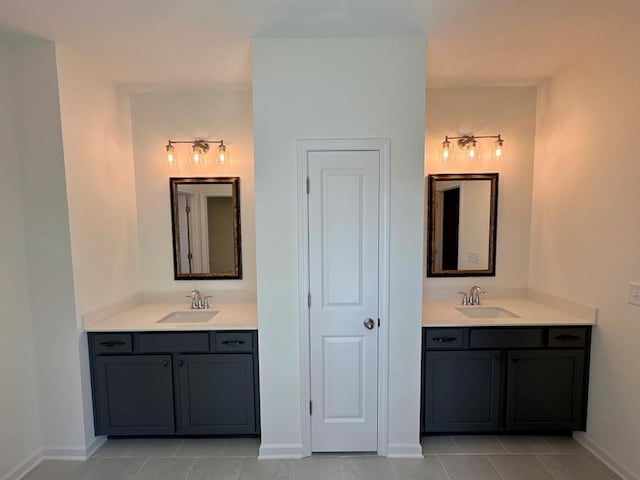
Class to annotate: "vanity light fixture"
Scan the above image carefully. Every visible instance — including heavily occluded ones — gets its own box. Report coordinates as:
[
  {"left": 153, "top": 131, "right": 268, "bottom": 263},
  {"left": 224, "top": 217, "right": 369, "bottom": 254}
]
[
  {"left": 164, "top": 139, "right": 228, "bottom": 168},
  {"left": 440, "top": 134, "right": 505, "bottom": 162}
]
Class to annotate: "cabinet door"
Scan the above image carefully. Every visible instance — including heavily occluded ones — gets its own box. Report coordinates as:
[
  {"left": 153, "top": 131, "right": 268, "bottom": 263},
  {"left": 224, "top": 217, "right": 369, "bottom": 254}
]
[
  {"left": 94, "top": 355, "right": 174, "bottom": 435},
  {"left": 506, "top": 349, "right": 585, "bottom": 431},
  {"left": 424, "top": 350, "right": 502, "bottom": 432},
  {"left": 176, "top": 354, "right": 256, "bottom": 434}
]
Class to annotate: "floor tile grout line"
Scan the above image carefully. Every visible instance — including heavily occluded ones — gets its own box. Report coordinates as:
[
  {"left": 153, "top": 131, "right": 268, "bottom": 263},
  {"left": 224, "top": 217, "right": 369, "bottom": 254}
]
[
  {"left": 540, "top": 436, "right": 556, "bottom": 453},
  {"left": 535, "top": 453, "right": 560, "bottom": 480},
  {"left": 123, "top": 438, "right": 141, "bottom": 457},
  {"left": 495, "top": 436, "right": 510, "bottom": 454},
  {"left": 130, "top": 456, "right": 150, "bottom": 480},
  {"left": 174, "top": 439, "right": 185, "bottom": 457},
  {"left": 183, "top": 458, "right": 197, "bottom": 480},
  {"left": 485, "top": 454, "right": 507, "bottom": 480},
  {"left": 436, "top": 454, "right": 454, "bottom": 480}
]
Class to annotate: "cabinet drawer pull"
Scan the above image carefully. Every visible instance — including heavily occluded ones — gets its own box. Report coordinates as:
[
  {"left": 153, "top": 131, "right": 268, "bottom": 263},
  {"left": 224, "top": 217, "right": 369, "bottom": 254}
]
[
  {"left": 162, "top": 361, "right": 169, "bottom": 367},
  {"left": 99, "top": 341, "right": 126, "bottom": 347},
  {"left": 511, "top": 355, "right": 519, "bottom": 362},
  {"left": 222, "top": 340, "right": 246, "bottom": 346},
  {"left": 178, "top": 360, "right": 184, "bottom": 367},
  {"left": 554, "top": 334, "right": 581, "bottom": 342},
  {"left": 432, "top": 337, "right": 458, "bottom": 343}
]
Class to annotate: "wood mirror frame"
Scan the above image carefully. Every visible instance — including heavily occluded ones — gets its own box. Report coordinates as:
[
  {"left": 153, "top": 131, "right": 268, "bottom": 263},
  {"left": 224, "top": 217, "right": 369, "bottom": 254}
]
[
  {"left": 170, "top": 177, "right": 242, "bottom": 280},
  {"left": 426, "top": 173, "right": 498, "bottom": 277}
]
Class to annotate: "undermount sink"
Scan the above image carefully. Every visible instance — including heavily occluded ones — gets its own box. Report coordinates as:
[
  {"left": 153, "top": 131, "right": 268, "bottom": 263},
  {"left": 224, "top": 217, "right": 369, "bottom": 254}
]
[
  {"left": 156, "top": 311, "right": 219, "bottom": 324},
  {"left": 455, "top": 306, "right": 520, "bottom": 318}
]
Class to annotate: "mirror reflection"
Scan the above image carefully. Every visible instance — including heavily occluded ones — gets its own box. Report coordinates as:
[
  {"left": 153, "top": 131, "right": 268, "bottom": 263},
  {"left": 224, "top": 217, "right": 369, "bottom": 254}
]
[
  {"left": 427, "top": 173, "right": 498, "bottom": 277},
  {"left": 170, "top": 177, "right": 242, "bottom": 280}
]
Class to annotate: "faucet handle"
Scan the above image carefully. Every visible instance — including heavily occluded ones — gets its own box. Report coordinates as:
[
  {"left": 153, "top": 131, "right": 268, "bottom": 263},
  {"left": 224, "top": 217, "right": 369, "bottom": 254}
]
[
  {"left": 203, "top": 295, "right": 213, "bottom": 309},
  {"left": 457, "top": 292, "right": 469, "bottom": 305},
  {"left": 186, "top": 294, "right": 197, "bottom": 309}
]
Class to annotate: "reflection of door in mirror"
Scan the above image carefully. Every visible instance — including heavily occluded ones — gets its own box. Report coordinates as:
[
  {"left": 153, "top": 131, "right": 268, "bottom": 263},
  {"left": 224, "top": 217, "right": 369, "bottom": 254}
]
[
  {"left": 170, "top": 177, "right": 241, "bottom": 280},
  {"left": 435, "top": 182, "right": 461, "bottom": 271}
]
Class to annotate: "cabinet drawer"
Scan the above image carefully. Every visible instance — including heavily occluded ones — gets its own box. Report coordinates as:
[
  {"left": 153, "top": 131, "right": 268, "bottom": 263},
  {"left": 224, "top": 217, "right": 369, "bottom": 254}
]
[
  {"left": 470, "top": 328, "right": 542, "bottom": 349},
  {"left": 214, "top": 332, "right": 254, "bottom": 352},
  {"left": 424, "top": 329, "right": 465, "bottom": 349},
  {"left": 548, "top": 328, "right": 587, "bottom": 348},
  {"left": 93, "top": 333, "right": 132, "bottom": 354},
  {"left": 137, "top": 333, "right": 209, "bottom": 353}
]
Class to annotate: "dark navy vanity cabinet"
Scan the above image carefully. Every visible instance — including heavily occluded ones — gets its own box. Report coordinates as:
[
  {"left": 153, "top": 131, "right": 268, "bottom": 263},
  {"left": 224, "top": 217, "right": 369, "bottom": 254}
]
[
  {"left": 88, "top": 330, "right": 259, "bottom": 436},
  {"left": 421, "top": 326, "right": 591, "bottom": 434}
]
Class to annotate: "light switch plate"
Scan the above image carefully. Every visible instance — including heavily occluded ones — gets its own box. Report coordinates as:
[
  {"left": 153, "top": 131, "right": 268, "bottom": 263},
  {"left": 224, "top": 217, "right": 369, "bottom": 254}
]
[{"left": 628, "top": 282, "right": 640, "bottom": 306}]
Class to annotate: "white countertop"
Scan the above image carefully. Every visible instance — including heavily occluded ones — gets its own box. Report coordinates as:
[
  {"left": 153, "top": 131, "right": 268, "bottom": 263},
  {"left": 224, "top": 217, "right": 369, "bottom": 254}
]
[
  {"left": 423, "top": 298, "right": 596, "bottom": 327},
  {"left": 85, "top": 303, "right": 258, "bottom": 332}
]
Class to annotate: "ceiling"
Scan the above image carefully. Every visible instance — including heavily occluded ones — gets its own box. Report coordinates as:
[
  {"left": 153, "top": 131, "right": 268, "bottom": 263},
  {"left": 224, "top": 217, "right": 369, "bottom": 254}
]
[{"left": 0, "top": 0, "right": 638, "bottom": 88}]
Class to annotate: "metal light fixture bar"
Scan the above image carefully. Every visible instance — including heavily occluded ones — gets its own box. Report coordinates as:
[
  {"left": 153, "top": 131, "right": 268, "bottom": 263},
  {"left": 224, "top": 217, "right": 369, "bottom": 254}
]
[
  {"left": 165, "top": 139, "right": 227, "bottom": 167},
  {"left": 444, "top": 134, "right": 502, "bottom": 148},
  {"left": 440, "top": 134, "right": 505, "bottom": 161}
]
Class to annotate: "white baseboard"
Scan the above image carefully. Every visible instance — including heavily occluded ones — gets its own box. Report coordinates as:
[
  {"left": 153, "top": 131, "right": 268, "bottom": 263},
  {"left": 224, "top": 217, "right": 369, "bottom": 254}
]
[
  {"left": 258, "top": 443, "right": 305, "bottom": 459},
  {"left": 2, "top": 437, "right": 107, "bottom": 480},
  {"left": 2, "top": 450, "right": 43, "bottom": 480},
  {"left": 574, "top": 433, "right": 638, "bottom": 480},
  {"left": 83, "top": 436, "right": 107, "bottom": 459},
  {"left": 386, "top": 442, "right": 423, "bottom": 458}
]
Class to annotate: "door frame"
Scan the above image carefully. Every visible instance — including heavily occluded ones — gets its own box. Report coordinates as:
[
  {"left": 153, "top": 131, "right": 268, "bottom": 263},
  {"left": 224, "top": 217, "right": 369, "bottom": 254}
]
[{"left": 296, "top": 138, "right": 390, "bottom": 456}]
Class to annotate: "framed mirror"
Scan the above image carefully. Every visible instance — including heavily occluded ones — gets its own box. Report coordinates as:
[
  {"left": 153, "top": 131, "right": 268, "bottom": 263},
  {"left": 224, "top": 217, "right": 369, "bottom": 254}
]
[
  {"left": 427, "top": 173, "right": 498, "bottom": 277},
  {"left": 170, "top": 177, "right": 242, "bottom": 280}
]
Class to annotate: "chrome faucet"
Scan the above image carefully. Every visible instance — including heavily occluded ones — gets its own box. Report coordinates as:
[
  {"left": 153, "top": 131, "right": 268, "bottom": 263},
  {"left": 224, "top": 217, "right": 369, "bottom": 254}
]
[
  {"left": 468, "top": 285, "right": 485, "bottom": 305},
  {"left": 186, "top": 290, "right": 212, "bottom": 309}
]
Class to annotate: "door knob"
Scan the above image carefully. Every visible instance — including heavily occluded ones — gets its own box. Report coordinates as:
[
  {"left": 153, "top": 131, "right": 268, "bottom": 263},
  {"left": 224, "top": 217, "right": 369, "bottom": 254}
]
[{"left": 363, "top": 318, "right": 375, "bottom": 330}]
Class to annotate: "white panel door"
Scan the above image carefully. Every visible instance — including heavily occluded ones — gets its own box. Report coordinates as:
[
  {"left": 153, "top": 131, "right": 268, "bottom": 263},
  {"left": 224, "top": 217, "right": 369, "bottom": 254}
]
[{"left": 308, "top": 150, "right": 380, "bottom": 452}]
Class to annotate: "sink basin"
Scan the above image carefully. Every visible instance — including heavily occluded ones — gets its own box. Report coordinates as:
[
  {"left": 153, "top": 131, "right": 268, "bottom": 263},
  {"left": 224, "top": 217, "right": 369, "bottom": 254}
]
[
  {"left": 455, "top": 306, "right": 520, "bottom": 318},
  {"left": 156, "top": 311, "right": 219, "bottom": 324}
]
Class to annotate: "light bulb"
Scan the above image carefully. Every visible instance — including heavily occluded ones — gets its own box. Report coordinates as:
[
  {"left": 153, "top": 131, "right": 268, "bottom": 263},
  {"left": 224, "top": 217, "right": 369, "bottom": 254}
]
[
  {"left": 190, "top": 141, "right": 208, "bottom": 167},
  {"left": 216, "top": 143, "right": 228, "bottom": 166},
  {"left": 494, "top": 137, "right": 505, "bottom": 161},
  {"left": 441, "top": 139, "right": 452, "bottom": 161},
  {"left": 466, "top": 139, "right": 479, "bottom": 160},
  {"left": 166, "top": 143, "right": 177, "bottom": 167}
]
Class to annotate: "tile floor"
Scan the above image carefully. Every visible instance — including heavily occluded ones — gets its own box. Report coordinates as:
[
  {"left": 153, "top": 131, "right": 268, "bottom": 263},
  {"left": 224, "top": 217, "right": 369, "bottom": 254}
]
[{"left": 21, "top": 435, "right": 622, "bottom": 480}]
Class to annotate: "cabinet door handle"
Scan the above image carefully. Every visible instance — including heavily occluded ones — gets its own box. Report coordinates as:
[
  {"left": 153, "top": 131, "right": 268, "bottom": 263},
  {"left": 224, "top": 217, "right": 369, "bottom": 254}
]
[
  {"left": 554, "top": 334, "right": 581, "bottom": 342},
  {"left": 222, "top": 340, "right": 246, "bottom": 346},
  {"left": 162, "top": 361, "right": 169, "bottom": 367},
  {"left": 99, "top": 341, "right": 126, "bottom": 347},
  {"left": 178, "top": 360, "right": 184, "bottom": 367},
  {"left": 511, "top": 355, "right": 519, "bottom": 362},
  {"left": 432, "top": 337, "right": 458, "bottom": 343}
]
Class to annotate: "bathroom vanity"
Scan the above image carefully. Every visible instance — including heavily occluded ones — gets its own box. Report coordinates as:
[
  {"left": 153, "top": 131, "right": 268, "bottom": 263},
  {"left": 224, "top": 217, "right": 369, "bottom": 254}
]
[
  {"left": 85, "top": 303, "right": 259, "bottom": 437},
  {"left": 421, "top": 298, "right": 595, "bottom": 435}
]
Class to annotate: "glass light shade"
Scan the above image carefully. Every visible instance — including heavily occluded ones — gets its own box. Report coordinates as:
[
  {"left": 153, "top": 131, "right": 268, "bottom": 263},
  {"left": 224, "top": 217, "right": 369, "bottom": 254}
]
[
  {"left": 216, "top": 143, "right": 228, "bottom": 166},
  {"left": 166, "top": 143, "right": 177, "bottom": 167},
  {"left": 441, "top": 140, "right": 452, "bottom": 161},
  {"left": 191, "top": 143, "right": 206, "bottom": 167},
  {"left": 466, "top": 140, "right": 479, "bottom": 160},
  {"left": 494, "top": 138, "right": 505, "bottom": 161}
]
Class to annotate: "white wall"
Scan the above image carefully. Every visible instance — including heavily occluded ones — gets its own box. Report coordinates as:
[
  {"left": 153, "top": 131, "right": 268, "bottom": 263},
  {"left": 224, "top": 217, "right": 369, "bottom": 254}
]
[
  {"left": 425, "top": 87, "right": 537, "bottom": 297},
  {"left": 0, "top": 38, "right": 43, "bottom": 480},
  {"left": 55, "top": 45, "right": 140, "bottom": 446},
  {"left": 130, "top": 88, "right": 256, "bottom": 297},
  {"left": 530, "top": 24, "right": 640, "bottom": 480},
  {"left": 253, "top": 37, "right": 425, "bottom": 455},
  {"left": 10, "top": 39, "right": 88, "bottom": 457}
]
